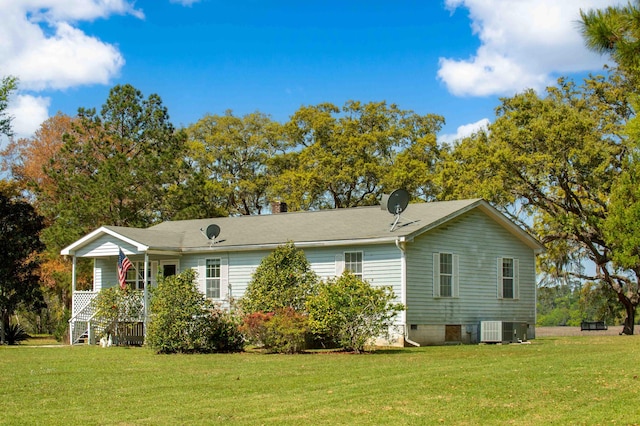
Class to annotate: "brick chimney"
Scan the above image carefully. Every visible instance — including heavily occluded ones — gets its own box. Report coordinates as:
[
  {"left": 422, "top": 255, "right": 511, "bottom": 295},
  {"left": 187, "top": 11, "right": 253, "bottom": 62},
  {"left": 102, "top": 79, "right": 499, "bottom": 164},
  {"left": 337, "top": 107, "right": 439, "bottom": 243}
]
[{"left": 271, "top": 201, "right": 288, "bottom": 214}]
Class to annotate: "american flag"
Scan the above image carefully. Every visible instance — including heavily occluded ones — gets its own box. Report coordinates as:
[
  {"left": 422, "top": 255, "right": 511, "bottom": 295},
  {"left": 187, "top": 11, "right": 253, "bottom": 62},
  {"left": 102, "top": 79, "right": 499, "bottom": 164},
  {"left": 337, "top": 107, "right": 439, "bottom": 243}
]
[{"left": 117, "top": 248, "right": 132, "bottom": 289}]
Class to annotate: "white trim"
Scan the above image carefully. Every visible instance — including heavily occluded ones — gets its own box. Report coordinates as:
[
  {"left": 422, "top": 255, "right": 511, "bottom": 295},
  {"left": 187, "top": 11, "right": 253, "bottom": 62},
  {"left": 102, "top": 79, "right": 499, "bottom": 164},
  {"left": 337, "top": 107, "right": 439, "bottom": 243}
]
[
  {"left": 159, "top": 259, "right": 180, "bottom": 277},
  {"left": 343, "top": 250, "right": 363, "bottom": 279},
  {"left": 498, "top": 257, "right": 519, "bottom": 300},
  {"left": 434, "top": 252, "right": 458, "bottom": 298},
  {"left": 335, "top": 254, "right": 344, "bottom": 276},
  {"left": 61, "top": 226, "right": 149, "bottom": 256}
]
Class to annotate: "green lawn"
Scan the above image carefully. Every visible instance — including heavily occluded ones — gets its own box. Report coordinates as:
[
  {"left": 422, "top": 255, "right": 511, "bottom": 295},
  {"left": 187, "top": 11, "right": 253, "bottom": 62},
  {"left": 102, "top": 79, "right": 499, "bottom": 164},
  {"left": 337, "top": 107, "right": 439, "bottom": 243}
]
[{"left": 2, "top": 335, "right": 639, "bottom": 425}]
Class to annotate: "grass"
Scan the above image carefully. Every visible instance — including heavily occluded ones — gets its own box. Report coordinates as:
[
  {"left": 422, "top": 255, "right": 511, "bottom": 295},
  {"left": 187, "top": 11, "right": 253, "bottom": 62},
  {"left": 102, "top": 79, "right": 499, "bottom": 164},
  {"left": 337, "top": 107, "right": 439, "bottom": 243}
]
[{"left": 2, "top": 335, "right": 640, "bottom": 425}]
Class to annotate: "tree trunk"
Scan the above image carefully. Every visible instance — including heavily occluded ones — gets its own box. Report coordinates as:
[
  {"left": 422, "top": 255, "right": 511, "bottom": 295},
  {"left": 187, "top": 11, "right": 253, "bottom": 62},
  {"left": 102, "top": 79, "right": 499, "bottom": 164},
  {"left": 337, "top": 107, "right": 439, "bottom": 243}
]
[
  {"left": 0, "top": 309, "right": 6, "bottom": 344},
  {"left": 619, "top": 294, "right": 636, "bottom": 335}
]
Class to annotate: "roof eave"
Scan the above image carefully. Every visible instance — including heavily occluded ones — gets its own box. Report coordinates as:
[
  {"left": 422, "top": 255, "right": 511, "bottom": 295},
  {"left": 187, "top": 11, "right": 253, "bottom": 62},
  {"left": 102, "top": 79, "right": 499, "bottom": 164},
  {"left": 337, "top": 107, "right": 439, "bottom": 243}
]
[
  {"left": 180, "top": 236, "right": 403, "bottom": 253},
  {"left": 60, "top": 226, "right": 150, "bottom": 256}
]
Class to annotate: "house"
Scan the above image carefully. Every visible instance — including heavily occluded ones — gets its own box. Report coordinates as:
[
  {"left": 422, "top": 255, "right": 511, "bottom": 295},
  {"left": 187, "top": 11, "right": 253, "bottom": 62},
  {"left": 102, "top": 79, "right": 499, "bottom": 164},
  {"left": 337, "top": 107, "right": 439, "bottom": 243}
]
[{"left": 62, "top": 198, "right": 544, "bottom": 346}]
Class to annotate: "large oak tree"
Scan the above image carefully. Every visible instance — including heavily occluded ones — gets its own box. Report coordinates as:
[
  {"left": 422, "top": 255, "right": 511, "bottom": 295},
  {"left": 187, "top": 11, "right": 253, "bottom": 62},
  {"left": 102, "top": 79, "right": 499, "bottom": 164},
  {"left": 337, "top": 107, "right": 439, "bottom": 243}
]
[{"left": 439, "top": 74, "right": 638, "bottom": 333}]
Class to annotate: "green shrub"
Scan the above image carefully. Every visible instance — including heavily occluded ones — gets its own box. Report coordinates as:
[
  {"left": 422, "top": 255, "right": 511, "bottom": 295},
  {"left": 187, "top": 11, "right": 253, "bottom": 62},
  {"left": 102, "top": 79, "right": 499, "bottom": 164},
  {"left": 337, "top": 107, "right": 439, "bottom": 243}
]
[
  {"left": 241, "top": 242, "right": 319, "bottom": 313},
  {"left": 197, "top": 309, "right": 245, "bottom": 353},
  {"left": 92, "top": 286, "right": 144, "bottom": 341},
  {"left": 147, "top": 269, "right": 244, "bottom": 354},
  {"left": 239, "top": 311, "right": 274, "bottom": 347},
  {"left": 240, "top": 308, "right": 309, "bottom": 353},
  {"left": 306, "top": 272, "right": 404, "bottom": 353},
  {"left": 4, "top": 323, "right": 30, "bottom": 345}
]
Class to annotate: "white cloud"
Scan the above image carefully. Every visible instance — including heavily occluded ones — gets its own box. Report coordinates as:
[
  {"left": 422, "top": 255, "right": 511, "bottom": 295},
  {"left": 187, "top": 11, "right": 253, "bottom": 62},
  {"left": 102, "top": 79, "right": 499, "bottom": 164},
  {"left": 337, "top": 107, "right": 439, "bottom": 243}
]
[
  {"left": 0, "top": 1, "right": 143, "bottom": 137},
  {"left": 6, "top": 95, "right": 51, "bottom": 140},
  {"left": 169, "top": 0, "right": 201, "bottom": 6},
  {"left": 439, "top": 118, "right": 490, "bottom": 145},
  {"left": 438, "top": 0, "right": 626, "bottom": 97}
]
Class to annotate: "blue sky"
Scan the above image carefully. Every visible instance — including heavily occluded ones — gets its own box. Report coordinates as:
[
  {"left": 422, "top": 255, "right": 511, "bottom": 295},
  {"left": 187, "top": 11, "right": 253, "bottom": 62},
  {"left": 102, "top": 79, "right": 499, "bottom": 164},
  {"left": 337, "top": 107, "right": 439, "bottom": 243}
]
[{"left": 0, "top": 0, "right": 623, "bottom": 147}]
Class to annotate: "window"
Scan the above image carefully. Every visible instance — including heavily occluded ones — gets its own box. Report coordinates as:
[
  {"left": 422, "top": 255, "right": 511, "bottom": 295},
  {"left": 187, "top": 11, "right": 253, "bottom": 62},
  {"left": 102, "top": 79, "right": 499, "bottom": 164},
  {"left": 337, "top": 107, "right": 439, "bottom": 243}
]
[
  {"left": 439, "top": 253, "right": 453, "bottom": 297},
  {"left": 125, "top": 261, "right": 146, "bottom": 290},
  {"left": 433, "top": 253, "right": 458, "bottom": 298},
  {"left": 206, "top": 259, "right": 221, "bottom": 299},
  {"left": 344, "top": 251, "right": 363, "bottom": 279},
  {"left": 498, "top": 257, "right": 519, "bottom": 299}
]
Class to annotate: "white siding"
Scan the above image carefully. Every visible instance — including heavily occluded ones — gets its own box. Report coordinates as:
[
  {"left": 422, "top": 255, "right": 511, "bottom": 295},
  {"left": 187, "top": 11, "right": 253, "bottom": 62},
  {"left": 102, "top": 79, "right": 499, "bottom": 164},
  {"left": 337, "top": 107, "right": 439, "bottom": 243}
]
[
  {"left": 406, "top": 209, "right": 536, "bottom": 328},
  {"left": 177, "top": 244, "right": 404, "bottom": 305},
  {"left": 94, "top": 258, "right": 119, "bottom": 290},
  {"left": 76, "top": 235, "right": 138, "bottom": 258}
]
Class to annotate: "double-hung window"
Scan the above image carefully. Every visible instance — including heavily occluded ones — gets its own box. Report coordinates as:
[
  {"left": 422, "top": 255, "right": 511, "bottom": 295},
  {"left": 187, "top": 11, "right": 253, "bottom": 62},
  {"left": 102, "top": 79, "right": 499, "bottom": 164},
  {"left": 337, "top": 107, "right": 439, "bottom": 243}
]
[
  {"left": 498, "top": 257, "right": 519, "bottom": 299},
  {"left": 344, "top": 251, "right": 363, "bottom": 279},
  {"left": 206, "top": 259, "right": 221, "bottom": 299},
  {"left": 433, "top": 252, "right": 458, "bottom": 298},
  {"left": 125, "top": 261, "right": 146, "bottom": 290}
]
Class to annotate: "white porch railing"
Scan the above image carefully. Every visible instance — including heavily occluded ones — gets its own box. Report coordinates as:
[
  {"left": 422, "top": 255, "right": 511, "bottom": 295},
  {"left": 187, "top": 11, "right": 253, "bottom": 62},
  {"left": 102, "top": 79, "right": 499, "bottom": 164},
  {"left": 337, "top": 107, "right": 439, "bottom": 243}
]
[
  {"left": 70, "top": 290, "right": 145, "bottom": 345},
  {"left": 69, "top": 291, "right": 99, "bottom": 345}
]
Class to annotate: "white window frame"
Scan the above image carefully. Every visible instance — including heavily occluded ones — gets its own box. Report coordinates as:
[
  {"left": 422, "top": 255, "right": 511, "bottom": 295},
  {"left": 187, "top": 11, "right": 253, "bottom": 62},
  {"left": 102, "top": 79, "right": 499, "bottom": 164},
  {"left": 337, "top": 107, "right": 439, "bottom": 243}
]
[
  {"left": 125, "top": 261, "right": 145, "bottom": 290},
  {"left": 196, "top": 256, "right": 229, "bottom": 301},
  {"left": 343, "top": 251, "right": 363, "bottom": 279},
  {"left": 433, "top": 252, "right": 459, "bottom": 298},
  {"left": 206, "top": 258, "right": 221, "bottom": 299},
  {"left": 498, "top": 257, "right": 519, "bottom": 299},
  {"left": 125, "top": 260, "right": 158, "bottom": 290}
]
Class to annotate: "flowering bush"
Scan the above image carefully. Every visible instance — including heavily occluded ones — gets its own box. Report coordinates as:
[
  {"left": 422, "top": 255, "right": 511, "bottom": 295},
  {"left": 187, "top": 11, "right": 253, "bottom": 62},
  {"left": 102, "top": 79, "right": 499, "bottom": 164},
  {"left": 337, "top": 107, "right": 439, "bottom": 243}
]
[{"left": 241, "top": 308, "right": 308, "bottom": 354}]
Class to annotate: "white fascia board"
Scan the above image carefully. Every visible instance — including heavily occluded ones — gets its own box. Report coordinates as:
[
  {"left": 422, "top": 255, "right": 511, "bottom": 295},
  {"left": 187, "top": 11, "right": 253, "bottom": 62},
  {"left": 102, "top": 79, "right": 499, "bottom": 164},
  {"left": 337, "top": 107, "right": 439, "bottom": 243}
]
[{"left": 60, "top": 226, "right": 149, "bottom": 256}]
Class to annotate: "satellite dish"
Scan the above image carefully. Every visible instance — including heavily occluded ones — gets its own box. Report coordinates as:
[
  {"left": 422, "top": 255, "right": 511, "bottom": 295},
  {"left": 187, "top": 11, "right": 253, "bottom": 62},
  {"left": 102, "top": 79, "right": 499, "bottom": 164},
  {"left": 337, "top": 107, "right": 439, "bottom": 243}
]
[
  {"left": 205, "top": 224, "right": 220, "bottom": 240},
  {"left": 383, "top": 189, "right": 410, "bottom": 215},
  {"left": 380, "top": 189, "right": 416, "bottom": 231}
]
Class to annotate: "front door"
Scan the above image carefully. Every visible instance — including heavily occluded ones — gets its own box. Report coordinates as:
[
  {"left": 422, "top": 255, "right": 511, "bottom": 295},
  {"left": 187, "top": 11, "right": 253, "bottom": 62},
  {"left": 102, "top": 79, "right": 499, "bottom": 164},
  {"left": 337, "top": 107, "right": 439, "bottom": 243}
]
[{"left": 160, "top": 260, "right": 179, "bottom": 278}]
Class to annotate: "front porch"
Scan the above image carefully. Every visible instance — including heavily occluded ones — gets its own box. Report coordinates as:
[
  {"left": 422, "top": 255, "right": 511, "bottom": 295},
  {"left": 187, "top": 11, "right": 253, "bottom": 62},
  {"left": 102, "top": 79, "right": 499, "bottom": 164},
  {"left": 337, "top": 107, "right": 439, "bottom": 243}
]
[{"left": 69, "top": 290, "right": 146, "bottom": 345}]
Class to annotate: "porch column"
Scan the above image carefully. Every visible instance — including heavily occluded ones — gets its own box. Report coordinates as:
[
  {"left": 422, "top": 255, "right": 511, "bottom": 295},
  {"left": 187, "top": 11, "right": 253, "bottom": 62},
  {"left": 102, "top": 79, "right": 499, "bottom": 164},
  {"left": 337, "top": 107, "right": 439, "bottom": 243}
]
[
  {"left": 143, "top": 252, "right": 149, "bottom": 334},
  {"left": 70, "top": 255, "right": 77, "bottom": 346},
  {"left": 71, "top": 255, "right": 77, "bottom": 311}
]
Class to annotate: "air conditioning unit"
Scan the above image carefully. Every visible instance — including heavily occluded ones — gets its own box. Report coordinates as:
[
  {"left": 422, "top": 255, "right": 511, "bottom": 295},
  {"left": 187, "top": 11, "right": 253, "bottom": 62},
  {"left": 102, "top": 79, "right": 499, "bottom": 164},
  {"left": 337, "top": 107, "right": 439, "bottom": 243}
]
[
  {"left": 503, "top": 322, "right": 528, "bottom": 342},
  {"left": 480, "top": 321, "right": 529, "bottom": 343},
  {"left": 480, "top": 321, "right": 502, "bottom": 343}
]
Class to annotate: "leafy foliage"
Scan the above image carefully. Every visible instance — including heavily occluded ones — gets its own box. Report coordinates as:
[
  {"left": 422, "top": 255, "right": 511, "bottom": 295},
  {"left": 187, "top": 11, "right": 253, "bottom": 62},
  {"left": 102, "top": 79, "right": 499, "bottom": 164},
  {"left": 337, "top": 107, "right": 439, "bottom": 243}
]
[
  {"left": 239, "top": 311, "right": 274, "bottom": 347},
  {"left": 580, "top": 1, "right": 640, "bottom": 73},
  {"left": 93, "top": 286, "right": 144, "bottom": 340},
  {"left": 0, "top": 75, "right": 17, "bottom": 137},
  {"left": 438, "top": 73, "right": 640, "bottom": 333},
  {"left": 306, "top": 272, "right": 404, "bottom": 353},
  {"left": 3, "top": 322, "right": 30, "bottom": 345},
  {"left": 147, "top": 269, "right": 243, "bottom": 354},
  {"left": 241, "top": 242, "right": 319, "bottom": 314},
  {"left": 0, "top": 192, "right": 45, "bottom": 343},
  {"left": 41, "top": 84, "right": 188, "bottom": 251},
  {"left": 274, "top": 101, "right": 444, "bottom": 210},
  {"left": 240, "top": 308, "right": 309, "bottom": 354},
  {"left": 186, "top": 110, "right": 284, "bottom": 216}
]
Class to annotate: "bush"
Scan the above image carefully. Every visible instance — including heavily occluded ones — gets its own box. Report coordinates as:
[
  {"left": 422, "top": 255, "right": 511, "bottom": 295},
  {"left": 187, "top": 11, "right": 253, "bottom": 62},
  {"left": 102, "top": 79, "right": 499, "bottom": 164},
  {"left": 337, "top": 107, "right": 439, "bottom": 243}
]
[
  {"left": 147, "top": 269, "right": 244, "bottom": 354},
  {"left": 92, "top": 286, "right": 144, "bottom": 342},
  {"left": 197, "top": 309, "right": 245, "bottom": 353},
  {"left": 4, "top": 323, "right": 30, "bottom": 345},
  {"left": 306, "top": 272, "right": 404, "bottom": 353},
  {"left": 240, "top": 308, "right": 309, "bottom": 354},
  {"left": 239, "top": 311, "right": 274, "bottom": 347},
  {"left": 241, "top": 242, "right": 319, "bottom": 313}
]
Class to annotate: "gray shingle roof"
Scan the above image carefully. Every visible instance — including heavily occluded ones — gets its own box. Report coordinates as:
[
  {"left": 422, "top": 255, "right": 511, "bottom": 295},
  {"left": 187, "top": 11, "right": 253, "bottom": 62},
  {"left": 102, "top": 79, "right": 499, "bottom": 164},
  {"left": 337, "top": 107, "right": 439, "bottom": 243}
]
[
  {"left": 63, "top": 199, "right": 545, "bottom": 255},
  {"left": 143, "top": 199, "right": 483, "bottom": 250}
]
